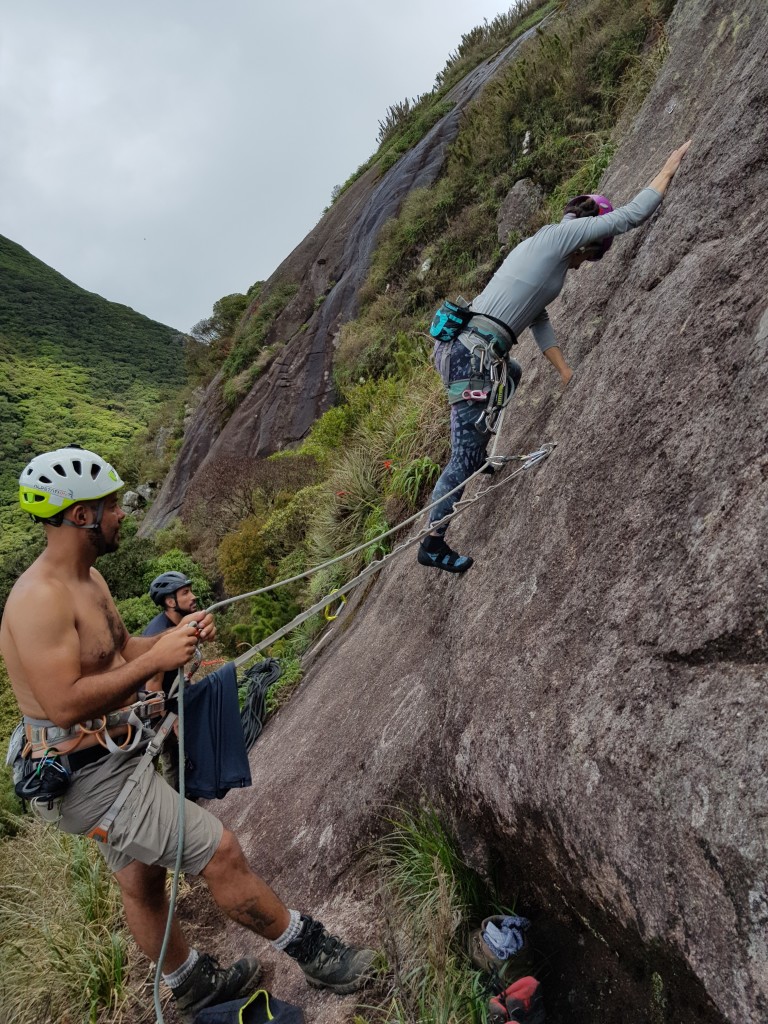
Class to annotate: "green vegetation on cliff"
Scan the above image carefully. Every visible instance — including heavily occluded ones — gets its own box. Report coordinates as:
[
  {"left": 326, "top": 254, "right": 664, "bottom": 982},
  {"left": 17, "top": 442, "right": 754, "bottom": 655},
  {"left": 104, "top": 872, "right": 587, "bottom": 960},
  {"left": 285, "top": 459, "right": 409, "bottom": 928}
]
[
  {"left": 333, "top": 0, "right": 559, "bottom": 202},
  {"left": 0, "top": 234, "right": 185, "bottom": 555}
]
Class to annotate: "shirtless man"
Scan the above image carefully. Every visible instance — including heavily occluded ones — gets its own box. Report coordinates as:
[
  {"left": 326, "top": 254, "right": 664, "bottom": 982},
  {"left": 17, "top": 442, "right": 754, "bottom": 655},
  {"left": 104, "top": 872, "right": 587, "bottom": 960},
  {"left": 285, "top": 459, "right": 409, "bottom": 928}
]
[{"left": 1, "top": 445, "right": 374, "bottom": 1023}]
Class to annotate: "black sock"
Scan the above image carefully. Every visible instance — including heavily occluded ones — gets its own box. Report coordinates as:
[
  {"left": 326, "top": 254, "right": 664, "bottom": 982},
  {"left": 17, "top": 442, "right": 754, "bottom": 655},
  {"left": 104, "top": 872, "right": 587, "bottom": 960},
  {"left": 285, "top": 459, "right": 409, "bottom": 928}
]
[{"left": 421, "top": 534, "right": 445, "bottom": 552}]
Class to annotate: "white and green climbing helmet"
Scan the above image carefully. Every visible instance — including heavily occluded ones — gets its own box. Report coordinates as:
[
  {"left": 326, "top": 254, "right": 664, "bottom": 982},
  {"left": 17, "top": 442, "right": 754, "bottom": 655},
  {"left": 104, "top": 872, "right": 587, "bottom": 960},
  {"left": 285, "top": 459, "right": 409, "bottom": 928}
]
[{"left": 19, "top": 446, "right": 124, "bottom": 519}]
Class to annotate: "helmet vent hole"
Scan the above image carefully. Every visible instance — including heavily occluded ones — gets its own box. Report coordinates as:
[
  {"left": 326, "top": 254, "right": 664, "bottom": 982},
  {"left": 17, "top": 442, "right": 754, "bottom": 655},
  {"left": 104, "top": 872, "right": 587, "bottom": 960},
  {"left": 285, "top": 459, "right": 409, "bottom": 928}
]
[
  {"left": 72, "top": 460, "right": 82, "bottom": 475},
  {"left": 39, "top": 475, "right": 51, "bottom": 484},
  {"left": 52, "top": 463, "right": 67, "bottom": 477},
  {"left": 90, "top": 464, "right": 101, "bottom": 479}
]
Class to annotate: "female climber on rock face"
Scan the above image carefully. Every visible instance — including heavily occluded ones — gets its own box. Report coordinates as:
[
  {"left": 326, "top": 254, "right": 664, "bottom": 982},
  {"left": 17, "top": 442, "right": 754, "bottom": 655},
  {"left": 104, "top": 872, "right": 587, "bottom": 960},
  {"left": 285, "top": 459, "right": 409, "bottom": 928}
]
[{"left": 418, "top": 141, "right": 692, "bottom": 574}]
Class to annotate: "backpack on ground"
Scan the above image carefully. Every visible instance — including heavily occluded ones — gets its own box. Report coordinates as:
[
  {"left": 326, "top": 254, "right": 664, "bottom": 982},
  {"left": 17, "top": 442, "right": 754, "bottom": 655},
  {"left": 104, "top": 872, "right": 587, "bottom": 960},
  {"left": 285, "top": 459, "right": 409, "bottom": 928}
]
[{"left": 194, "top": 988, "right": 305, "bottom": 1023}]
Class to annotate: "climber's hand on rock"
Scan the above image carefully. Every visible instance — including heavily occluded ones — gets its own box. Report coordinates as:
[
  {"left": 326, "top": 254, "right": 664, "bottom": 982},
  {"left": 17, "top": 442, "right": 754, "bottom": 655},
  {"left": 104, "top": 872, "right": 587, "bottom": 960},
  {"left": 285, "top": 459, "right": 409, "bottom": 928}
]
[
  {"left": 665, "top": 140, "right": 692, "bottom": 174},
  {"left": 650, "top": 140, "right": 692, "bottom": 194}
]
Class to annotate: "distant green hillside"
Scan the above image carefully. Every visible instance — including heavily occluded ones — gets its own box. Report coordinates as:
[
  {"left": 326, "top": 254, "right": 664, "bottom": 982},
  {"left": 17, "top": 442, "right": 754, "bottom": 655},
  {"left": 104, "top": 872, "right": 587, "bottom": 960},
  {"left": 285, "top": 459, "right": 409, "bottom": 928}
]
[{"left": 0, "top": 234, "right": 184, "bottom": 553}]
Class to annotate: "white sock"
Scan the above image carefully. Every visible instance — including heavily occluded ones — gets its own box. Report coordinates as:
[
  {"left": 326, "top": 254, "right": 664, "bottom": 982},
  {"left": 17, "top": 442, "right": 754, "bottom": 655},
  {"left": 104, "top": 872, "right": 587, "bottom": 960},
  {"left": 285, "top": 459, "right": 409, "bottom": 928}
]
[
  {"left": 271, "top": 909, "right": 303, "bottom": 951},
  {"left": 163, "top": 947, "right": 200, "bottom": 989}
]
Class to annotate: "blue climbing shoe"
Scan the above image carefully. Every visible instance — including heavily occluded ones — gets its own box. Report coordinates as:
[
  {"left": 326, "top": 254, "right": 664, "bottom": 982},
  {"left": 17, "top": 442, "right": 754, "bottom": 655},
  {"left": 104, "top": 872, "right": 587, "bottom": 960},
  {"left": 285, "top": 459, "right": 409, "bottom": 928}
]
[{"left": 417, "top": 536, "right": 473, "bottom": 573}]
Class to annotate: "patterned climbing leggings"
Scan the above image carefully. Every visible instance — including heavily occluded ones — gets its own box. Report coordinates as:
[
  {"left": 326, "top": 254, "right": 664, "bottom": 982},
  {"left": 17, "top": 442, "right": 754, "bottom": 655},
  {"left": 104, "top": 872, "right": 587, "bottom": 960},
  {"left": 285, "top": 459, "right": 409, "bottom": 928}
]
[{"left": 428, "top": 400, "right": 489, "bottom": 536}]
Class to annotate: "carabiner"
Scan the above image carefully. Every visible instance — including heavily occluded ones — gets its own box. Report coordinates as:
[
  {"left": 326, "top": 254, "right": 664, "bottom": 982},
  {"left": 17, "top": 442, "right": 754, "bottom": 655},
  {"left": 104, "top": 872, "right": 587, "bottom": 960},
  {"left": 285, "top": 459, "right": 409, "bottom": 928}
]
[{"left": 324, "top": 589, "right": 347, "bottom": 621}]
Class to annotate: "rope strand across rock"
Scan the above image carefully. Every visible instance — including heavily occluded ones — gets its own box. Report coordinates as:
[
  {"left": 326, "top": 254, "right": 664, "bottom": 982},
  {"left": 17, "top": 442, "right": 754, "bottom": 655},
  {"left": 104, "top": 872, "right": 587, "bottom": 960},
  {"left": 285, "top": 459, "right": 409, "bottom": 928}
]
[{"left": 209, "top": 428, "right": 557, "bottom": 670}]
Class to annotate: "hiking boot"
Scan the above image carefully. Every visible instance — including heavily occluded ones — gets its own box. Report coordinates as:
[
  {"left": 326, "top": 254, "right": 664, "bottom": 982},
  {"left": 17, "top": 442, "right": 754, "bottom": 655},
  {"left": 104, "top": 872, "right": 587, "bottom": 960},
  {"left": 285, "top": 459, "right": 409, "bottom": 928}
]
[
  {"left": 284, "top": 915, "right": 376, "bottom": 994},
  {"left": 417, "top": 536, "right": 473, "bottom": 573},
  {"left": 503, "top": 976, "right": 545, "bottom": 1024},
  {"left": 171, "top": 953, "right": 262, "bottom": 1024}
]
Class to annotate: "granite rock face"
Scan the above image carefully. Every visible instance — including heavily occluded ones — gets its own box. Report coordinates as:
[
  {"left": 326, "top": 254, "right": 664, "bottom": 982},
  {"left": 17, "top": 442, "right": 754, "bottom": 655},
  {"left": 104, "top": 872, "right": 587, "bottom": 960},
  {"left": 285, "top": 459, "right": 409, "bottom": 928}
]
[
  {"left": 497, "top": 177, "right": 544, "bottom": 244},
  {"left": 205, "top": 2, "right": 768, "bottom": 1021}
]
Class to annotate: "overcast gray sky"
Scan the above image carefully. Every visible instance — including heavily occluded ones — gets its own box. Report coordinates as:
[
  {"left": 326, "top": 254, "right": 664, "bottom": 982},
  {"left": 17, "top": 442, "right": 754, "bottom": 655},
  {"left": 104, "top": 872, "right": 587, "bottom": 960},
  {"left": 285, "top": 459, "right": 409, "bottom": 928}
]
[{"left": 1, "top": 1, "right": 513, "bottom": 332}]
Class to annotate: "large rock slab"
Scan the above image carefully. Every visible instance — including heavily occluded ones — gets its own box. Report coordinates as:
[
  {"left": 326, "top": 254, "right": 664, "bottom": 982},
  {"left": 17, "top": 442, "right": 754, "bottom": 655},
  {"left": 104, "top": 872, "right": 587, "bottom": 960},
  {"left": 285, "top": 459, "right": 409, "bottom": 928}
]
[
  {"left": 497, "top": 177, "right": 544, "bottom": 244},
  {"left": 207, "top": 2, "right": 768, "bottom": 1021}
]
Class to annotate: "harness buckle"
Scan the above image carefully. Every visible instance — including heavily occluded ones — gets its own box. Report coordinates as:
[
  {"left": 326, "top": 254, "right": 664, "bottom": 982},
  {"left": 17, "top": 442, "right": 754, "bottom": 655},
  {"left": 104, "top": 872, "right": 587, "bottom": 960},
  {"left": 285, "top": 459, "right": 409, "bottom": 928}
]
[
  {"left": 88, "top": 822, "right": 111, "bottom": 844},
  {"left": 462, "top": 388, "right": 489, "bottom": 401}
]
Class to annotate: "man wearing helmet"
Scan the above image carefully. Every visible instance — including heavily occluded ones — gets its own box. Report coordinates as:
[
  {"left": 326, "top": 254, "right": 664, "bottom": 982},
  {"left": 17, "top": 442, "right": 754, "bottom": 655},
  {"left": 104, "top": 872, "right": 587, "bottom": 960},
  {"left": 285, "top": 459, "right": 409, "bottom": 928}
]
[
  {"left": 143, "top": 572, "right": 202, "bottom": 792},
  {"left": 419, "top": 141, "right": 692, "bottom": 573},
  {"left": 0, "top": 446, "right": 375, "bottom": 1022},
  {"left": 144, "top": 571, "right": 199, "bottom": 694}
]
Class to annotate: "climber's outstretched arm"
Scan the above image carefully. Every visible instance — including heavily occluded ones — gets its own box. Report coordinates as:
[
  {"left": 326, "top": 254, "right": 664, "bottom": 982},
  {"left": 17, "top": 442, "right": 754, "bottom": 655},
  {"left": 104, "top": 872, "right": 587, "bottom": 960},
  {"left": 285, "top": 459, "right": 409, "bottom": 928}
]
[{"left": 648, "top": 140, "right": 691, "bottom": 196}]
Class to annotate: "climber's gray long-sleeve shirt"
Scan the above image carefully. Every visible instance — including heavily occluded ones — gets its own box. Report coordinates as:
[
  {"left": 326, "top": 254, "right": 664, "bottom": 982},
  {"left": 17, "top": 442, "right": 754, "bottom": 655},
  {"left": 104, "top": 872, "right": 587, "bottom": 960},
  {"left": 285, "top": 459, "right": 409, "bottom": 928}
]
[{"left": 470, "top": 187, "right": 663, "bottom": 352}]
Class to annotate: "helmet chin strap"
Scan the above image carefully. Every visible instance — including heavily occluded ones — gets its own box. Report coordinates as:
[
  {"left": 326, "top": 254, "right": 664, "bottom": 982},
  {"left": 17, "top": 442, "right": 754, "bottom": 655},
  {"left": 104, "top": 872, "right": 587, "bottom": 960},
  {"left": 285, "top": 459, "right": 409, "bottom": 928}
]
[{"left": 61, "top": 499, "right": 105, "bottom": 531}]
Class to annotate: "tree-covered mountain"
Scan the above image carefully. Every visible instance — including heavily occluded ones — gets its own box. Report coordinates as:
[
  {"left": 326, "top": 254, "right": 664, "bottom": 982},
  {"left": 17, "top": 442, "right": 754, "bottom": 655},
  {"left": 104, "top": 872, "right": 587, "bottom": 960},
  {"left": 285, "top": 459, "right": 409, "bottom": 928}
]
[{"left": 0, "top": 233, "right": 185, "bottom": 554}]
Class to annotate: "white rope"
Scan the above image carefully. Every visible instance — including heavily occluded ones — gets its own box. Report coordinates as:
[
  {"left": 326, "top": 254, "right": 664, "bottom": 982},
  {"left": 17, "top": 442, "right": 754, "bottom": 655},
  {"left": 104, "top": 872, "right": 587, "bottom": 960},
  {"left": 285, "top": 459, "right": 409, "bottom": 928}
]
[
  {"left": 231, "top": 436, "right": 555, "bottom": 669},
  {"left": 207, "top": 406, "right": 531, "bottom": 615},
  {"left": 153, "top": 670, "right": 186, "bottom": 1024}
]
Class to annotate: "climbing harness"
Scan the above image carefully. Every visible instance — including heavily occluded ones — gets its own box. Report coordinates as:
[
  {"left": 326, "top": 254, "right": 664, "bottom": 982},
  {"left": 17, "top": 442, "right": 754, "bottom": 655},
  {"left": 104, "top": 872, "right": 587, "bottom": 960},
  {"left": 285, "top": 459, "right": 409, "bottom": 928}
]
[
  {"left": 86, "top": 710, "right": 178, "bottom": 843},
  {"left": 429, "top": 297, "right": 515, "bottom": 347},
  {"left": 22, "top": 692, "right": 166, "bottom": 761},
  {"left": 431, "top": 298, "right": 519, "bottom": 436},
  {"left": 7, "top": 692, "right": 168, "bottom": 825}
]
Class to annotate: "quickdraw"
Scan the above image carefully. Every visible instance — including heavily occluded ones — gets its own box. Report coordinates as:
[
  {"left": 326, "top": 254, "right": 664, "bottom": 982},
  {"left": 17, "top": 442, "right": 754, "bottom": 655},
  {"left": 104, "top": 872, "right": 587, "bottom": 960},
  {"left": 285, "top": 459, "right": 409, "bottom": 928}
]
[{"left": 474, "top": 357, "right": 515, "bottom": 435}]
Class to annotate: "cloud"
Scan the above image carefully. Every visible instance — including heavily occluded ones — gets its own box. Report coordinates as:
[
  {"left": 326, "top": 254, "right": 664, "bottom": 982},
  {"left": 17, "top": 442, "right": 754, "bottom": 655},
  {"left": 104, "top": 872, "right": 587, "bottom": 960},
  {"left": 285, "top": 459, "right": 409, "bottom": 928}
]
[{"left": 0, "top": 0, "right": 513, "bottom": 330}]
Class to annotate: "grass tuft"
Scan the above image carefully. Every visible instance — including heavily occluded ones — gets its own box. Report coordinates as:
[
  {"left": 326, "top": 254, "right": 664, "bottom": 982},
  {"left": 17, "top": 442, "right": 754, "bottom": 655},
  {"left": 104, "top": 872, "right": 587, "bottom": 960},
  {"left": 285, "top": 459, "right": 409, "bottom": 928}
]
[
  {"left": 0, "top": 818, "right": 132, "bottom": 1023},
  {"left": 359, "top": 808, "right": 496, "bottom": 1024}
]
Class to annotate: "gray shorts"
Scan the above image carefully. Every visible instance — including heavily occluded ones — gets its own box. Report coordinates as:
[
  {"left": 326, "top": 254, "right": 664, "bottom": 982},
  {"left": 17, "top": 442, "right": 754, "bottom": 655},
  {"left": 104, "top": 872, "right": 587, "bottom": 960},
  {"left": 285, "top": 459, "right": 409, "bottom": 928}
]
[{"left": 57, "top": 747, "right": 223, "bottom": 875}]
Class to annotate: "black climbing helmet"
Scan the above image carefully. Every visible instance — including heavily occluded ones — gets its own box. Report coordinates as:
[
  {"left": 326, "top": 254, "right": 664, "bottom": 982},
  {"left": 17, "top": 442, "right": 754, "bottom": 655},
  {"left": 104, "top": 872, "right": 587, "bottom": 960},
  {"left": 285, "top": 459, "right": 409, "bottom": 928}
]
[{"left": 149, "top": 571, "right": 193, "bottom": 606}]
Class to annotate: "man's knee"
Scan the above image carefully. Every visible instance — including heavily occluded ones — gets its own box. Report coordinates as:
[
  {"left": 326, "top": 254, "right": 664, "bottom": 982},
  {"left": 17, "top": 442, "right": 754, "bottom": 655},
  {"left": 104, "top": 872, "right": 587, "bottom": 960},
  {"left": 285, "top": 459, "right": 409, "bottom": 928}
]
[{"left": 203, "top": 828, "right": 246, "bottom": 879}]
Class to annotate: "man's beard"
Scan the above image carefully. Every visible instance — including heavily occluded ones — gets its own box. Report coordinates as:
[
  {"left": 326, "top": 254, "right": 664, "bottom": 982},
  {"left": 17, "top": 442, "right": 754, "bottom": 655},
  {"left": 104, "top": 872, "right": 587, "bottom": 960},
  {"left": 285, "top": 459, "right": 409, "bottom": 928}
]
[{"left": 88, "top": 528, "right": 119, "bottom": 557}]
